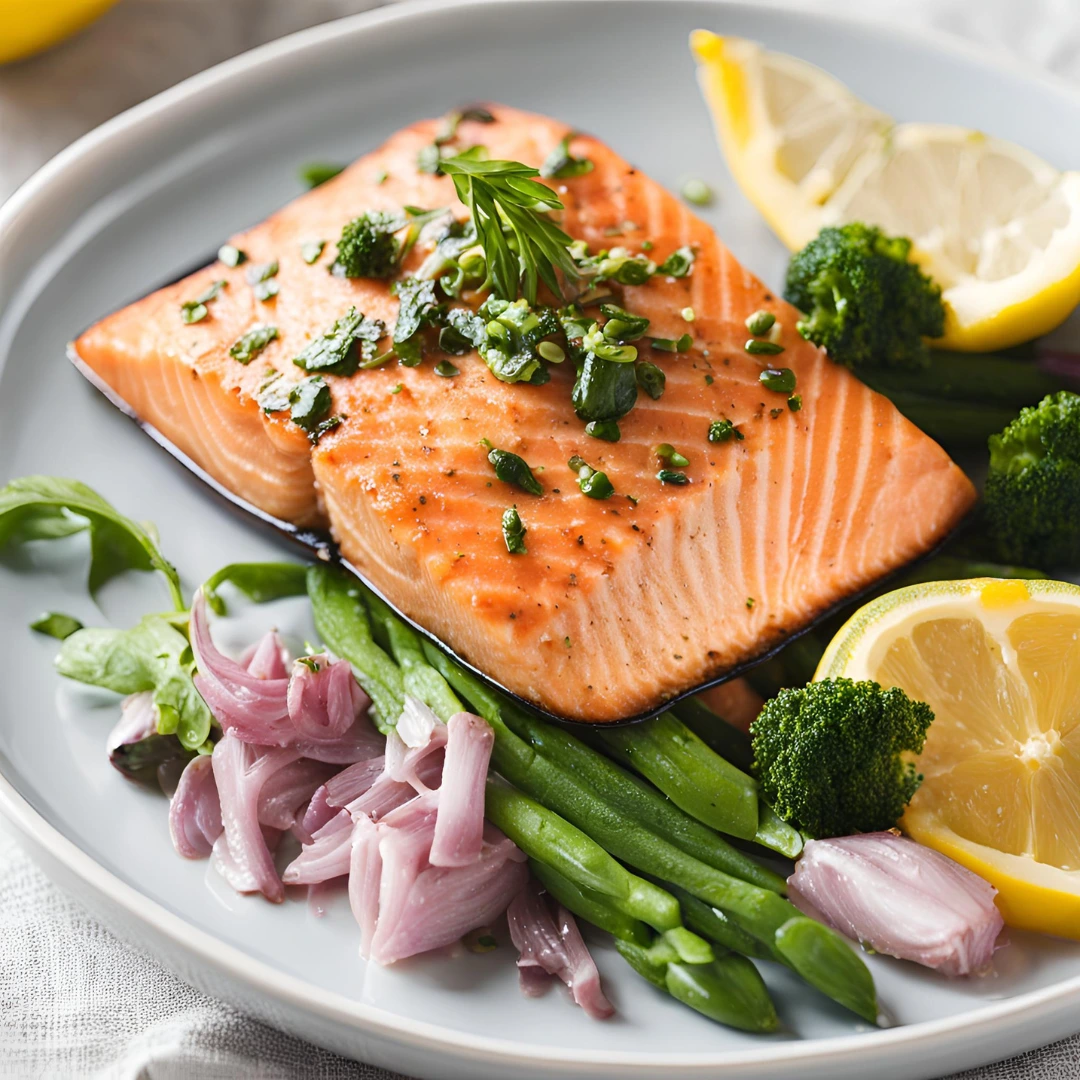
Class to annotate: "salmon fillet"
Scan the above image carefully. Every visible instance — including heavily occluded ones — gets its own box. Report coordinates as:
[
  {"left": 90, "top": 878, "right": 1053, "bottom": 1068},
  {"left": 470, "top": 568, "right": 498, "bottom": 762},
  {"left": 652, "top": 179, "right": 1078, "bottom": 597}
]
[{"left": 74, "top": 105, "right": 976, "bottom": 722}]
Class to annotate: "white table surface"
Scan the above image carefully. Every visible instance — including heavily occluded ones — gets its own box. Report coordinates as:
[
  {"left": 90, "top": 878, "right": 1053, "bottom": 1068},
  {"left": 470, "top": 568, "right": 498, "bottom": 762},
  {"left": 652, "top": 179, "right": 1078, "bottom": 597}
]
[{"left": 2, "top": 1, "right": 1080, "bottom": 1077}]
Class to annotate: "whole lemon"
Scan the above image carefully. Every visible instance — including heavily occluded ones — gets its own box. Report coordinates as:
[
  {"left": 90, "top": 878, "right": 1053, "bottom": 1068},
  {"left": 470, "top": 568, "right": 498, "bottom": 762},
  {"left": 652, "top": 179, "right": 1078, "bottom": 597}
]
[{"left": 0, "top": 0, "right": 120, "bottom": 65}]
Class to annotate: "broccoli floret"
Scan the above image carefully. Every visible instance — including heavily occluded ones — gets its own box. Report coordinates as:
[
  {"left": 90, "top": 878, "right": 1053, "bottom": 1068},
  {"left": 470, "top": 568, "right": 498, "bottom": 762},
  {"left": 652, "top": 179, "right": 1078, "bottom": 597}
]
[
  {"left": 331, "top": 211, "right": 402, "bottom": 278},
  {"left": 750, "top": 678, "right": 934, "bottom": 837},
  {"left": 784, "top": 223, "right": 945, "bottom": 370},
  {"left": 985, "top": 391, "right": 1080, "bottom": 566}
]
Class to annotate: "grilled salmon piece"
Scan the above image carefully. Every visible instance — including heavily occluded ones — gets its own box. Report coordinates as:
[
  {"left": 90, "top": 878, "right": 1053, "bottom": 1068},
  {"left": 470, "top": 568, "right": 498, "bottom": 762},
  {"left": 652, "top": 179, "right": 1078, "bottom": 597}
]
[{"left": 74, "top": 105, "right": 976, "bottom": 722}]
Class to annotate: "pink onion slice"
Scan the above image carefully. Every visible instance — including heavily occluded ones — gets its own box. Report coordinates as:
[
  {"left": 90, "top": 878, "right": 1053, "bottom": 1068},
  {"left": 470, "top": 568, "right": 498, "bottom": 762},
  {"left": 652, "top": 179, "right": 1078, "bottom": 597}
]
[
  {"left": 169, "top": 755, "right": 222, "bottom": 859},
  {"left": 349, "top": 814, "right": 382, "bottom": 957},
  {"left": 508, "top": 878, "right": 614, "bottom": 1018},
  {"left": 788, "top": 832, "right": 1005, "bottom": 977},
  {"left": 282, "top": 809, "right": 353, "bottom": 885},
  {"left": 257, "top": 758, "right": 337, "bottom": 832},
  {"left": 287, "top": 654, "right": 365, "bottom": 741},
  {"left": 429, "top": 713, "right": 494, "bottom": 868},
  {"left": 324, "top": 756, "right": 386, "bottom": 809},
  {"left": 241, "top": 631, "right": 289, "bottom": 680},
  {"left": 190, "top": 592, "right": 293, "bottom": 746},
  {"left": 107, "top": 691, "right": 156, "bottom": 753},
  {"left": 211, "top": 732, "right": 300, "bottom": 902}
]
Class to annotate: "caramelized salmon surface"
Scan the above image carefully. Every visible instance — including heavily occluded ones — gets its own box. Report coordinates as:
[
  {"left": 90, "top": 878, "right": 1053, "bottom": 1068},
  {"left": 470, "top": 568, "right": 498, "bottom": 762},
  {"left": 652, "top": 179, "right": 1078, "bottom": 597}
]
[{"left": 74, "top": 105, "right": 976, "bottom": 722}]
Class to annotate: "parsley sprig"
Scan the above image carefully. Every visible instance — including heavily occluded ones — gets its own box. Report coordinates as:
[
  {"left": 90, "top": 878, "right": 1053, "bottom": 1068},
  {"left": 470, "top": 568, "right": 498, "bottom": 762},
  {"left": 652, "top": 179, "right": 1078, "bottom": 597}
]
[{"left": 440, "top": 150, "right": 581, "bottom": 305}]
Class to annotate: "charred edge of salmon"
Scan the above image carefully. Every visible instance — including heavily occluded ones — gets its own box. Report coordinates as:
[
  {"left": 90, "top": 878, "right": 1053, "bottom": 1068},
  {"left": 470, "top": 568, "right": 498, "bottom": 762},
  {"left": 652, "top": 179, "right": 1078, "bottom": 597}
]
[{"left": 68, "top": 336, "right": 969, "bottom": 729}]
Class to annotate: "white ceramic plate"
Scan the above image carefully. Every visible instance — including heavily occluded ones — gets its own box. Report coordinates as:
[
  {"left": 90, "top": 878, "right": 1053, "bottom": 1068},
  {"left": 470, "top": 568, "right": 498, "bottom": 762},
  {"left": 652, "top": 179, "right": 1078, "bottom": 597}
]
[{"left": 3, "top": 2, "right": 1080, "bottom": 1077}]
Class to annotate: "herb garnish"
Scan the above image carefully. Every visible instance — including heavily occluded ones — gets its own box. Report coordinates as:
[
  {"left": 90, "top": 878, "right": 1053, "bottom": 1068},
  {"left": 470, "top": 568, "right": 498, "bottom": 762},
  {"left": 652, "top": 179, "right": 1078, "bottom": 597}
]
[
  {"left": 788, "top": 394, "right": 803, "bottom": 412},
  {"left": 218, "top": 244, "right": 247, "bottom": 267},
  {"left": 246, "top": 260, "right": 279, "bottom": 302},
  {"left": 599, "top": 303, "right": 650, "bottom": 342},
  {"left": 448, "top": 298, "right": 560, "bottom": 383},
  {"left": 229, "top": 325, "right": 279, "bottom": 364},
  {"left": 585, "top": 420, "right": 620, "bottom": 442},
  {"left": 651, "top": 333, "right": 693, "bottom": 353},
  {"left": 300, "top": 162, "right": 344, "bottom": 188},
  {"left": 745, "top": 338, "right": 784, "bottom": 356},
  {"left": 657, "top": 469, "right": 690, "bottom": 485},
  {"left": 331, "top": 207, "right": 444, "bottom": 280},
  {"left": 301, "top": 240, "right": 326, "bottom": 264},
  {"left": 440, "top": 150, "right": 581, "bottom": 304},
  {"left": 434, "top": 359, "right": 459, "bottom": 377},
  {"left": 30, "top": 612, "right": 83, "bottom": 640},
  {"left": 418, "top": 106, "right": 496, "bottom": 175},
  {"left": 746, "top": 310, "right": 776, "bottom": 336},
  {"left": 392, "top": 277, "right": 444, "bottom": 366},
  {"left": 288, "top": 376, "right": 342, "bottom": 443},
  {"left": 658, "top": 246, "right": 696, "bottom": 278},
  {"left": 568, "top": 455, "right": 615, "bottom": 500},
  {"left": 257, "top": 370, "right": 292, "bottom": 414},
  {"left": 708, "top": 419, "right": 744, "bottom": 443},
  {"left": 681, "top": 178, "right": 713, "bottom": 206},
  {"left": 501, "top": 506, "right": 528, "bottom": 554},
  {"left": 654, "top": 443, "right": 690, "bottom": 468},
  {"left": 293, "top": 307, "right": 385, "bottom": 376},
  {"left": 760, "top": 367, "right": 796, "bottom": 393},
  {"left": 635, "top": 361, "right": 666, "bottom": 400},
  {"left": 540, "top": 133, "right": 594, "bottom": 180},
  {"left": 487, "top": 447, "right": 544, "bottom": 496},
  {"left": 180, "top": 280, "right": 226, "bottom": 324}
]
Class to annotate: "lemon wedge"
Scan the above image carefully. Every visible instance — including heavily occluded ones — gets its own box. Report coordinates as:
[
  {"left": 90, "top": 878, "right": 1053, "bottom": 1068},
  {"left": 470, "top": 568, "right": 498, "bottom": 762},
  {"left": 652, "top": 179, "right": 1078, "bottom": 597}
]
[
  {"left": 692, "top": 30, "right": 1080, "bottom": 352},
  {"left": 817, "top": 577, "right": 1080, "bottom": 939},
  {"left": 0, "top": 0, "right": 118, "bottom": 65}
]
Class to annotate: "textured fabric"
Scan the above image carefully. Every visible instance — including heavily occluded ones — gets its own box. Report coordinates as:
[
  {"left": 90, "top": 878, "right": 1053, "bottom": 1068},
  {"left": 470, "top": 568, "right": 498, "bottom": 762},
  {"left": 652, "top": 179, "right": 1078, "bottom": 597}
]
[{"left": 2, "top": 0, "right": 1080, "bottom": 1077}]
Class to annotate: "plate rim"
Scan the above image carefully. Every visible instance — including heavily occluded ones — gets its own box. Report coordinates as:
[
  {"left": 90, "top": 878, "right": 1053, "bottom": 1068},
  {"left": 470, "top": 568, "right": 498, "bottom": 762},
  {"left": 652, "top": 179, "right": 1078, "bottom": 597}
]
[{"left": 3, "top": 0, "right": 1080, "bottom": 1072}]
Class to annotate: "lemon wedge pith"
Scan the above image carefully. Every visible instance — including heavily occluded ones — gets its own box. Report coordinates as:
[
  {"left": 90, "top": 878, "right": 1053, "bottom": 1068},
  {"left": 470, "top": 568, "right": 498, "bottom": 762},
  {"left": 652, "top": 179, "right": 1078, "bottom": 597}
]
[
  {"left": 692, "top": 30, "right": 1080, "bottom": 352},
  {"left": 818, "top": 578, "right": 1080, "bottom": 939}
]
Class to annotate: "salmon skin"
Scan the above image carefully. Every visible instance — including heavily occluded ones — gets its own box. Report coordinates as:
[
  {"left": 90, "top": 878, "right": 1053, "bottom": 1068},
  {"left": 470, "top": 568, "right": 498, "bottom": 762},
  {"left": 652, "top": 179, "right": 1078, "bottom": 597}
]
[{"left": 73, "top": 104, "right": 976, "bottom": 723}]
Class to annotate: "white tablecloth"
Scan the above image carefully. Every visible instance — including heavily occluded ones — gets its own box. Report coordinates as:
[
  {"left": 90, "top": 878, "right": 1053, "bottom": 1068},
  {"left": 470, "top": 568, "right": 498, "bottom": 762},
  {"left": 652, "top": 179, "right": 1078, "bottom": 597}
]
[{"left": 3, "top": 1, "right": 1080, "bottom": 1076}]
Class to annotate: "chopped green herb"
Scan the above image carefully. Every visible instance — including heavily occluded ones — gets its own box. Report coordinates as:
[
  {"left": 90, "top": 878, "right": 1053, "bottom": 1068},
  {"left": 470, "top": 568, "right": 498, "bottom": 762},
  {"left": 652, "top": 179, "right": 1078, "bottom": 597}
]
[
  {"left": 641, "top": 240, "right": 654, "bottom": 252},
  {"left": 708, "top": 418, "right": 744, "bottom": 443},
  {"left": 583, "top": 323, "right": 637, "bottom": 363},
  {"left": 564, "top": 636, "right": 571, "bottom": 647},
  {"left": 681, "top": 178, "right": 713, "bottom": 206},
  {"left": 390, "top": 384, "right": 403, "bottom": 394},
  {"left": 417, "top": 143, "right": 445, "bottom": 175},
  {"left": 288, "top": 375, "right": 333, "bottom": 436},
  {"left": 537, "top": 340, "right": 565, "bottom": 364},
  {"left": 654, "top": 443, "right": 690, "bottom": 468},
  {"left": 217, "top": 244, "right": 247, "bottom": 267},
  {"left": 746, "top": 310, "right": 776, "bottom": 336},
  {"left": 440, "top": 150, "right": 580, "bottom": 304},
  {"left": 745, "top": 338, "right": 784, "bottom": 356},
  {"left": 502, "top": 506, "right": 528, "bottom": 554},
  {"left": 568, "top": 456, "right": 614, "bottom": 500},
  {"left": 586, "top": 420, "right": 620, "bottom": 442},
  {"left": 788, "top": 393, "right": 803, "bottom": 412},
  {"left": 374, "top": 169, "right": 389, "bottom": 185},
  {"left": 294, "top": 307, "right": 385, "bottom": 376},
  {"left": 30, "top": 612, "right": 83, "bottom": 640},
  {"left": 760, "top": 366, "right": 797, "bottom": 393},
  {"left": 229, "top": 325, "right": 279, "bottom": 364},
  {"left": 297, "top": 655, "right": 321, "bottom": 673},
  {"left": 257, "top": 370, "right": 292, "bottom": 414},
  {"left": 635, "top": 360, "right": 666, "bottom": 400},
  {"left": 746, "top": 597, "right": 756, "bottom": 610},
  {"left": 392, "top": 277, "right": 444, "bottom": 365},
  {"left": 657, "top": 469, "right": 690, "bottom": 485},
  {"left": 449, "top": 297, "right": 560, "bottom": 384},
  {"left": 253, "top": 279, "right": 279, "bottom": 302},
  {"left": 300, "top": 162, "right": 344, "bottom": 188},
  {"left": 179, "top": 280, "right": 227, "bottom": 324},
  {"left": 572, "top": 352, "right": 638, "bottom": 423},
  {"left": 540, "top": 133, "right": 594, "bottom": 179},
  {"left": 301, "top": 240, "right": 326, "bottom": 264},
  {"left": 599, "top": 303, "right": 650, "bottom": 342},
  {"left": 488, "top": 449, "right": 544, "bottom": 496},
  {"left": 704, "top": 374, "right": 714, "bottom": 385},
  {"left": 651, "top": 333, "right": 693, "bottom": 353},
  {"left": 658, "top": 246, "right": 696, "bottom": 277},
  {"left": 770, "top": 407, "right": 784, "bottom": 418},
  {"left": 434, "top": 359, "right": 459, "bottom": 377},
  {"left": 246, "top": 260, "right": 278, "bottom": 285},
  {"left": 681, "top": 307, "right": 696, "bottom": 322}
]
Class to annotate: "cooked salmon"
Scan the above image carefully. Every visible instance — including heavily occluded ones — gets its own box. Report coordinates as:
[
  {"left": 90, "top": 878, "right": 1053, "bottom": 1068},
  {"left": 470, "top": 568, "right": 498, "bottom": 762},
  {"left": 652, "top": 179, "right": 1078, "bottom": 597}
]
[{"left": 73, "top": 105, "right": 976, "bottom": 722}]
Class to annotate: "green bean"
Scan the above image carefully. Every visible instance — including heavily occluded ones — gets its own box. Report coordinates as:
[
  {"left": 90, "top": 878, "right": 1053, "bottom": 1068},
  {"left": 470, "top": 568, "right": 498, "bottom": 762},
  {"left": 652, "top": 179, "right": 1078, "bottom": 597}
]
[
  {"left": 362, "top": 591, "right": 462, "bottom": 721},
  {"left": 501, "top": 704, "right": 785, "bottom": 892},
  {"left": 306, "top": 566, "right": 403, "bottom": 731},
  {"left": 775, "top": 917, "right": 878, "bottom": 1025},
  {"left": 670, "top": 697, "right": 754, "bottom": 772},
  {"left": 598, "top": 712, "right": 759, "bottom": 839},
  {"left": 615, "top": 939, "right": 779, "bottom": 1034},
  {"left": 756, "top": 802, "right": 804, "bottom": 858},
  {"left": 666, "top": 884, "right": 773, "bottom": 961},
  {"left": 529, "top": 860, "right": 651, "bottom": 947}
]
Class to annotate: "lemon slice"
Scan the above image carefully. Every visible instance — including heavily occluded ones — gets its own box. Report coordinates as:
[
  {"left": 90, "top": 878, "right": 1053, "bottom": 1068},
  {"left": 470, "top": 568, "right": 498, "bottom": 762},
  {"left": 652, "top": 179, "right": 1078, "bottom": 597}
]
[
  {"left": 692, "top": 31, "right": 1080, "bottom": 352},
  {"left": 691, "top": 30, "right": 890, "bottom": 251},
  {"left": 817, "top": 577, "right": 1080, "bottom": 939}
]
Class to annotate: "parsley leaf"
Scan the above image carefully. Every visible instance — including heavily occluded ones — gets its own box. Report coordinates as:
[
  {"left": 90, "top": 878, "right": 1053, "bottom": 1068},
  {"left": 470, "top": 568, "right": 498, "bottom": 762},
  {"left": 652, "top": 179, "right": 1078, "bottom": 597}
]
[
  {"left": 540, "top": 134, "right": 594, "bottom": 180},
  {"left": 293, "top": 307, "right": 385, "bottom": 376},
  {"left": 229, "top": 325, "right": 279, "bottom": 364},
  {"left": 300, "top": 162, "right": 344, "bottom": 188}
]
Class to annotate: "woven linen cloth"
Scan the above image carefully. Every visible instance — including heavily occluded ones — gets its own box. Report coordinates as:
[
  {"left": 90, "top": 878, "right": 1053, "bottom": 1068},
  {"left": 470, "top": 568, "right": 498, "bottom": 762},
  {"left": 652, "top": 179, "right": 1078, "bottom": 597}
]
[{"left": 3, "top": 0, "right": 1080, "bottom": 1077}]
